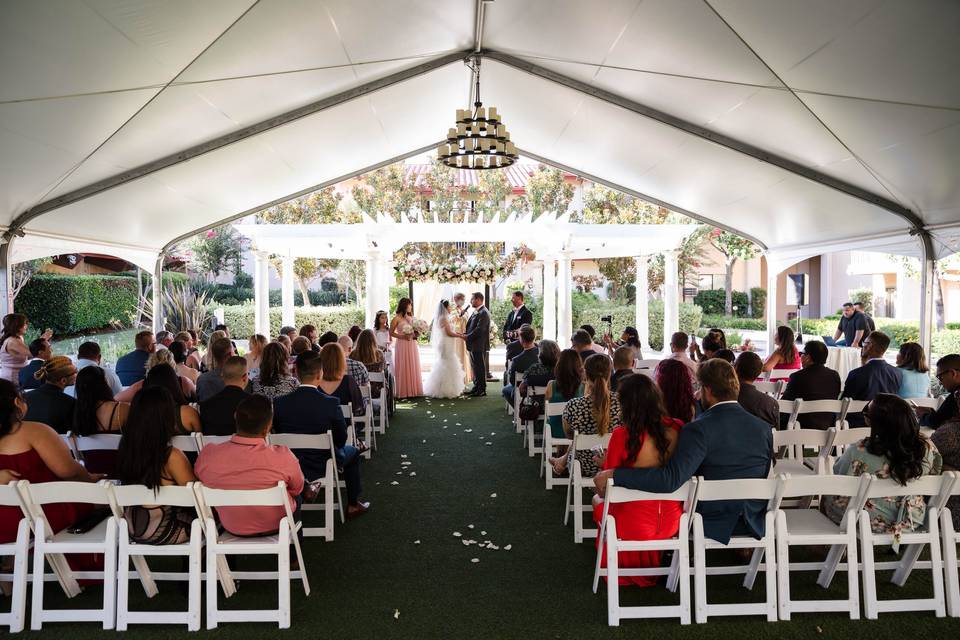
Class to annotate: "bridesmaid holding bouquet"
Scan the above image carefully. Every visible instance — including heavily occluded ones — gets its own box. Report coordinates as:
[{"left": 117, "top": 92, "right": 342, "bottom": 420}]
[{"left": 390, "top": 298, "right": 423, "bottom": 399}]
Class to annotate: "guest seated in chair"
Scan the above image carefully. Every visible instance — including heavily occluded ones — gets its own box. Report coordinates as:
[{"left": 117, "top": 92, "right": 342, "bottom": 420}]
[
  {"left": 251, "top": 342, "right": 299, "bottom": 401},
  {"left": 196, "top": 337, "right": 234, "bottom": 402},
  {"left": 655, "top": 358, "right": 696, "bottom": 425},
  {"left": 896, "top": 342, "right": 931, "bottom": 399},
  {"left": 18, "top": 337, "right": 51, "bottom": 392},
  {"left": 195, "top": 394, "right": 304, "bottom": 536},
  {"left": 544, "top": 349, "right": 585, "bottom": 440},
  {"left": 736, "top": 351, "right": 780, "bottom": 428},
  {"left": 23, "top": 356, "right": 77, "bottom": 434},
  {"left": 762, "top": 325, "right": 801, "bottom": 382},
  {"left": 592, "top": 374, "right": 683, "bottom": 586},
  {"left": 115, "top": 330, "right": 156, "bottom": 386},
  {"left": 518, "top": 340, "right": 560, "bottom": 397},
  {"left": 842, "top": 331, "right": 902, "bottom": 426},
  {"left": 274, "top": 351, "right": 369, "bottom": 518},
  {"left": 594, "top": 359, "right": 773, "bottom": 545},
  {"left": 610, "top": 346, "right": 635, "bottom": 393},
  {"left": 502, "top": 324, "right": 539, "bottom": 406},
  {"left": 779, "top": 341, "right": 842, "bottom": 429},
  {"left": 200, "top": 356, "right": 250, "bottom": 436}
]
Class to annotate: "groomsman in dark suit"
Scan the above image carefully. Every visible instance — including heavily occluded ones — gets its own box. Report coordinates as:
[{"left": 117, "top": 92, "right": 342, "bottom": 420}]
[
  {"left": 502, "top": 291, "right": 533, "bottom": 374},
  {"left": 462, "top": 292, "right": 491, "bottom": 397}
]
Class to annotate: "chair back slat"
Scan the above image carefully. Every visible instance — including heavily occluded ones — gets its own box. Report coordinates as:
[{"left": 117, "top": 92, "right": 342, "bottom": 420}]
[
  {"left": 696, "top": 477, "right": 780, "bottom": 502},
  {"left": 197, "top": 434, "right": 232, "bottom": 448},
  {"left": 341, "top": 403, "right": 352, "bottom": 419},
  {"left": 267, "top": 433, "right": 334, "bottom": 450},
  {"left": 795, "top": 399, "right": 846, "bottom": 413},
  {"left": 170, "top": 434, "right": 200, "bottom": 453},
  {"left": 22, "top": 480, "right": 112, "bottom": 506},
  {"left": 110, "top": 483, "right": 199, "bottom": 508},
  {"left": 545, "top": 401, "right": 567, "bottom": 417},
  {"left": 198, "top": 481, "right": 289, "bottom": 508},
  {"left": 74, "top": 434, "right": 122, "bottom": 452},
  {"left": 634, "top": 359, "right": 660, "bottom": 370},
  {"left": 829, "top": 427, "right": 871, "bottom": 448},
  {"left": 0, "top": 482, "right": 24, "bottom": 507},
  {"left": 909, "top": 397, "right": 943, "bottom": 410},
  {"left": 367, "top": 372, "right": 385, "bottom": 383},
  {"left": 864, "top": 474, "right": 947, "bottom": 499},
  {"left": 607, "top": 479, "right": 696, "bottom": 504},
  {"left": 778, "top": 473, "right": 864, "bottom": 498}
]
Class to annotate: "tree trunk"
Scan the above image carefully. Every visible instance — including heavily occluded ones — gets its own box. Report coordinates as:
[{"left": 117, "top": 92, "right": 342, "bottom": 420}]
[
  {"left": 296, "top": 278, "right": 311, "bottom": 307},
  {"left": 724, "top": 257, "right": 736, "bottom": 316}
]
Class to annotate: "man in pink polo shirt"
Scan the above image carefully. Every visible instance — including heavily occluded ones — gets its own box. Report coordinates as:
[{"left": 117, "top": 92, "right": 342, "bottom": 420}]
[{"left": 195, "top": 394, "right": 304, "bottom": 536}]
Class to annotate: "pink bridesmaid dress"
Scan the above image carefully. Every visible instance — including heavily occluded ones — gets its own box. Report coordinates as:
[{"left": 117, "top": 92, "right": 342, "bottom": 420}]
[{"left": 394, "top": 319, "right": 423, "bottom": 399}]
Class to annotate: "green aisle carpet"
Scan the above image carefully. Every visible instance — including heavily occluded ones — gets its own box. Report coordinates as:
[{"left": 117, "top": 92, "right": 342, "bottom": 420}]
[{"left": 23, "top": 385, "right": 960, "bottom": 638}]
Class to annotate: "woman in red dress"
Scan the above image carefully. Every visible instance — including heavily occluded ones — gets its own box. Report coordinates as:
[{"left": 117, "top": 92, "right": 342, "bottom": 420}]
[
  {"left": 0, "top": 379, "right": 98, "bottom": 545},
  {"left": 763, "top": 325, "right": 801, "bottom": 382},
  {"left": 592, "top": 373, "right": 684, "bottom": 586}
]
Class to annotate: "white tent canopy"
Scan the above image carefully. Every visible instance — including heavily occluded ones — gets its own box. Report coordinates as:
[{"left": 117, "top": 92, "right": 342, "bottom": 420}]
[{"left": 1, "top": 0, "right": 957, "bottom": 346}]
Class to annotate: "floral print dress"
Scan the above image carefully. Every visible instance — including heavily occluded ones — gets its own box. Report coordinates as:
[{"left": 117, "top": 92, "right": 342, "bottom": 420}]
[
  {"left": 562, "top": 393, "right": 622, "bottom": 478},
  {"left": 820, "top": 437, "right": 942, "bottom": 541}
]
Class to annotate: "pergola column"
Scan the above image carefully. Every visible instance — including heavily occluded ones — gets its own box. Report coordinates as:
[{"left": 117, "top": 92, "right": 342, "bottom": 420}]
[
  {"left": 364, "top": 250, "right": 391, "bottom": 329},
  {"left": 662, "top": 250, "right": 679, "bottom": 354},
  {"left": 152, "top": 254, "right": 164, "bottom": 333},
  {"left": 281, "top": 255, "right": 295, "bottom": 329},
  {"left": 557, "top": 254, "right": 573, "bottom": 346},
  {"left": 634, "top": 255, "right": 649, "bottom": 352},
  {"left": 542, "top": 258, "right": 557, "bottom": 341},
  {"left": 253, "top": 250, "right": 270, "bottom": 337},
  {"left": 765, "top": 262, "right": 779, "bottom": 356},
  {"left": 364, "top": 254, "right": 376, "bottom": 329}
]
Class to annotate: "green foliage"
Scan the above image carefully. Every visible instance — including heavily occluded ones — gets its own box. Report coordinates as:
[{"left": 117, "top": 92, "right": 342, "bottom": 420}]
[
  {"left": 575, "top": 300, "right": 702, "bottom": 352},
  {"left": 221, "top": 305, "right": 365, "bottom": 340},
  {"left": 233, "top": 271, "right": 253, "bottom": 289},
  {"left": 849, "top": 288, "right": 874, "bottom": 315},
  {"left": 162, "top": 282, "right": 213, "bottom": 334},
  {"left": 932, "top": 330, "right": 960, "bottom": 357},
  {"left": 694, "top": 289, "right": 750, "bottom": 316},
  {"left": 17, "top": 274, "right": 138, "bottom": 334},
  {"left": 491, "top": 297, "right": 543, "bottom": 343},
  {"left": 187, "top": 225, "right": 244, "bottom": 278},
  {"left": 509, "top": 165, "right": 574, "bottom": 220},
  {"left": 11, "top": 257, "right": 53, "bottom": 301},
  {"left": 699, "top": 315, "right": 766, "bottom": 331},
  {"left": 389, "top": 285, "right": 409, "bottom": 315},
  {"left": 874, "top": 319, "right": 920, "bottom": 348},
  {"left": 749, "top": 287, "right": 767, "bottom": 319},
  {"left": 947, "top": 322, "right": 960, "bottom": 330}
]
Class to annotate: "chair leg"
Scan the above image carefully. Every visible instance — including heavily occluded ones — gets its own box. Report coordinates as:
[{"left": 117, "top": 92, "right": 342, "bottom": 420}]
[
  {"left": 278, "top": 546, "right": 290, "bottom": 629},
  {"left": 573, "top": 477, "right": 584, "bottom": 543},
  {"left": 860, "top": 514, "right": 878, "bottom": 620},
  {"left": 592, "top": 518, "right": 606, "bottom": 594},
  {"left": 846, "top": 520, "right": 861, "bottom": 620},
  {"left": 606, "top": 518, "right": 620, "bottom": 626},
  {"left": 30, "top": 538, "right": 45, "bottom": 630},
  {"left": 188, "top": 524, "right": 202, "bottom": 631},
  {"left": 817, "top": 543, "right": 846, "bottom": 588},
  {"left": 116, "top": 545, "right": 130, "bottom": 631},
  {"left": 943, "top": 511, "right": 960, "bottom": 617},
  {"left": 892, "top": 543, "right": 924, "bottom": 586},
  {"left": 775, "top": 514, "right": 791, "bottom": 621},
  {"left": 764, "top": 526, "right": 778, "bottom": 621},
  {"left": 678, "top": 530, "right": 692, "bottom": 625},
  {"left": 928, "top": 511, "right": 946, "bottom": 618},
  {"left": 102, "top": 520, "right": 117, "bottom": 630},
  {"left": 9, "top": 522, "right": 28, "bottom": 633},
  {"left": 206, "top": 530, "right": 219, "bottom": 629},
  {"left": 693, "top": 517, "right": 708, "bottom": 624}
]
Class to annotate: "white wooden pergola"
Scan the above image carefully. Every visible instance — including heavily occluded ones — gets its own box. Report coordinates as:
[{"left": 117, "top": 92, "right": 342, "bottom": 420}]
[{"left": 235, "top": 213, "right": 697, "bottom": 350}]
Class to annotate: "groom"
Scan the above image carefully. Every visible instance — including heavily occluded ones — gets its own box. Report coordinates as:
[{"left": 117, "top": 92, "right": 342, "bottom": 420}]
[{"left": 461, "top": 292, "right": 491, "bottom": 397}]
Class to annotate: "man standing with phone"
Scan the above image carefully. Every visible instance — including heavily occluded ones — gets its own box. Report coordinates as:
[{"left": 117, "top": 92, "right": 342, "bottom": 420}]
[{"left": 462, "top": 292, "right": 491, "bottom": 397}]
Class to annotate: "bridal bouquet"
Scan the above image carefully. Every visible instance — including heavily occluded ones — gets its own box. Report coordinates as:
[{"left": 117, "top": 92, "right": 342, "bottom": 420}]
[{"left": 412, "top": 318, "right": 430, "bottom": 335}]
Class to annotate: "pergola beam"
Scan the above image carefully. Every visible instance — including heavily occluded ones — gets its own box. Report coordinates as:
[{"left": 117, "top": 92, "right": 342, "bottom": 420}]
[{"left": 487, "top": 50, "right": 923, "bottom": 232}]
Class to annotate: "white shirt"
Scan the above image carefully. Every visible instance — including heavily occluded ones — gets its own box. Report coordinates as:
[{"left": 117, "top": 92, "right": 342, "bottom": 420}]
[{"left": 65, "top": 358, "right": 123, "bottom": 397}]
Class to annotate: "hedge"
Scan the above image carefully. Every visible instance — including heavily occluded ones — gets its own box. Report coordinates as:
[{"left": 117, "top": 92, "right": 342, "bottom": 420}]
[
  {"left": 700, "top": 314, "right": 766, "bottom": 331},
  {"left": 749, "top": 287, "right": 767, "bottom": 319},
  {"left": 576, "top": 300, "right": 702, "bottom": 352},
  {"left": 693, "top": 288, "right": 749, "bottom": 317},
  {"left": 16, "top": 274, "right": 138, "bottom": 334},
  {"left": 220, "top": 304, "right": 364, "bottom": 339},
  {"left": 932, "top": 330, "right": 960, "bottom": 357}
]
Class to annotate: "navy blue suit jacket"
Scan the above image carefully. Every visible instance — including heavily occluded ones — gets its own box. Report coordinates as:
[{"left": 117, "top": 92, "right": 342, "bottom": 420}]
[
  {"left": 272, "top": 386, "right": 347, "bottom": 480},
  {"left": 612, "top": 402, "right": 773, "bottom": 544},
  {"left": 115, "top": 349, "right": 150, "bottom": 386},
  {"left": 841, "top": 359, "right": 903, "bottom": 426},
  {"left": 19, "top": 359, "right": 44, "bottom": 391}
]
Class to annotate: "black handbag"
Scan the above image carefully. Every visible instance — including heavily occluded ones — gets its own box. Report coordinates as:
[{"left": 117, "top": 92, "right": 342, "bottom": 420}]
[{"left": 519, "top": 395, "right": 544, "bottom": 422}]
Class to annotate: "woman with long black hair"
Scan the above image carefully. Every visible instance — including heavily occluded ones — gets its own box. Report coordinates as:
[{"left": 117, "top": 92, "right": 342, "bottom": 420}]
[
  {"left": 116, "top": 386, "right": 196, "bottom": 544},
  {"left": 141, "top": 363, "right": 201, "bottom": 433}
]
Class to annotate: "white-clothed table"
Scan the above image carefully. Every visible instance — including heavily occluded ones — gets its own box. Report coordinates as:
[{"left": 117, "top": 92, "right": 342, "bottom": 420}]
[{"left": 825, "top": 346, "right": 861, "bottom": 383}]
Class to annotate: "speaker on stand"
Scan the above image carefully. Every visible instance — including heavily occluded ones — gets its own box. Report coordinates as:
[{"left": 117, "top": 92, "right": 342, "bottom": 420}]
[{"left": 786, "top": 273, "right": 810, "bottom": 342}]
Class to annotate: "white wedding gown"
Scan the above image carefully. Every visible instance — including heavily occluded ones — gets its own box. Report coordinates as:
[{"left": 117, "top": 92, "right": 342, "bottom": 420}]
[{"left": 424, "top": 312, "right": 466, "bottom": 399}]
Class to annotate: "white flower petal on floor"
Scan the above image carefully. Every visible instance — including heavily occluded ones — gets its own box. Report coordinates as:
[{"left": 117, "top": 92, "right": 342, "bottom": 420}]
[
  {"left": 504, "top": 544, "right": 512, "bottom": 551},
  {"left": 490, "top": 493, "right": 497, "bottom": 498},
  {"left": 409, "top": 472, "right": 417, "bottom": 476},
  {"left": 414, "top": 540, "right": 420, "bottom": 544},
  {"left": 453, "top": 532, "right": 462, "bottom": 537},
  {"left": 394, "top": 609, "right": 400, "bottom": 620},
  {"left": 468, "top": 524, "right": 474, "bottom": 529},
  {"left": 481, "top": 530, "right": 487, "bottom": 535},
  {"left": 485, "top": 442, "right": 492, "bottom": 446},
  {"left": 391, "top": 481, "right": 400, "bottom": 485},
  {"left": 471, "top": 558, "right": 480, "bottom": 563}
]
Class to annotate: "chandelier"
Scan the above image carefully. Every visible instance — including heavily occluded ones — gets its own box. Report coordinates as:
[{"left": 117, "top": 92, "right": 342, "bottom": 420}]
[{"left": 437, "top": 58, "right": 517, "bottom": 170}]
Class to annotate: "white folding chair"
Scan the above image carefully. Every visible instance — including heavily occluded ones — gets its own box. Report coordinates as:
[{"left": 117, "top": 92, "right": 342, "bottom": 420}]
[
  {"left": 910, "top": 396, "right": 945, "bottom": 411},
  {"left": 0, "top": 482, "right": 29, "bottom": 632},
  {"left": 841, "top": 399, "right": 868, "bottom": 429},
  {"left": 774, "top": 473, "right": 871, "bottom": 620},
  {"left": 340, "top": 403, "right": 359, "bottom": 448},
  {"left": 564, "top": 431, "right": 612, "bottom": 543},
  {"left": 21, "top": 480, "right": 118, "bottom": 630},
  {"left": 634, "top": 359, "right": 661, "bottom": 370},
  {"left": 196, "top": 434, "right": 232, "bottom": 448},
  {"left": 826, "top": 427, "right": 872, "bottom": 466},
  {"left": 754, "top": 380, "right": 784, "bottom": 398},
  {"left": 107, "top": 484, "right": 202, "bottom": 630},
  {"left": 593, "top": 479, "right": 698, "bottom": 625},
  {"left": 367, "top": 371, "right": 389, "bottom": 434},
  {"left": 74, "top": 433, "right": 122, "bottom": 462},
  {"left": 197, "top": 482, "right": 310, "bottom": 629},
  {"left": 356, "top": 384, "right": 375, "bottom": 458},
  {"left": 508, "top": 372, "right": 522, "bottom": 432},
  {"left": 857, "top": 474, "right": 948, "bottom": 619},
  {"left": 937, "top": 471, "right": 960, "bottom": 616},
  {"left": 781, "top": 399, "right": 849, "bottom": 431},
  {"left": 773, "top": 428, "right": 835, "bottom": 478},
  {"left": 542, "top": 400, "right": 571, "bottom": 489},
  {"left": 521, "top": 385, "right": 548, "bottom": 458},
  {"left": 692, "top": 477, "right": 784, "bottom": 623},
  {"left": 267, "top": 432, "right": 344, "bottom": 539},
  {"left": 60, "top": 431, "right": 80, "bottom": 460},
  {"left": 170, "top": 434, "right": 201, "bottom": 454}
]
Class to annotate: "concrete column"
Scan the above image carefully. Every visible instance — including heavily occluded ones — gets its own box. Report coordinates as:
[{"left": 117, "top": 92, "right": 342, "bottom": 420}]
[
  {"left": 766, "top": 265, "right": 779, "bottom": 358},
  {"left": 542, "top": 259, "right": 557, "bottom": 341},
  {"left": 281, "top": 255, "right": 295, "bottom": 329},
  {"left": 663, "top": 250, "right": 679, "bottom": 354},
  {"left": 557, "top": 255, "right": 573, "bottom": 347},
  {"left": 634, "top": 255, "right": 649, "bottom": 352},
  {"left": 152, "top": 254, "right": 164, "bottom": 333},
  {"left": 253, "top": 250, "right": 270, "bottom": 337},
  {"left": 376, "top": 255, "right": 392, "bottom": 322}
]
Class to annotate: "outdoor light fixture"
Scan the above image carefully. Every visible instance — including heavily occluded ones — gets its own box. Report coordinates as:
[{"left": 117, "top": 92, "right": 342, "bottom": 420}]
[{"left": 437, "top": 57, "right": 517, "bottom": 170}]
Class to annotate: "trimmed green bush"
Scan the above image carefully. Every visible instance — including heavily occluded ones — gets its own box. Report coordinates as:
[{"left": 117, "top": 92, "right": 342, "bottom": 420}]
[
  {"left": 932, "top": 330, "right": 960, "bottom": 358},
  {"left": 17, "top": 274, "right": 137, "bottom": 334},
  {"left": 220, "top": 305, "right": 365, "bottom": 339},
  {"left": 874, "top": 319, "right": 919, "bottom": 347},
  {"left": 700, "top": 314, "right": 766, "bottom": 331},
  {"left": 849, "top": 288, "right": 873, "bottom": 315},
  {"left": 576, "top": 300, "right": 702, "bottom": 352},
  {"left": 749, "top": 287, "right": 767, "bottom": 319},
  {"left": 693, "top": 288, "right": 749, "bottom": 317}
]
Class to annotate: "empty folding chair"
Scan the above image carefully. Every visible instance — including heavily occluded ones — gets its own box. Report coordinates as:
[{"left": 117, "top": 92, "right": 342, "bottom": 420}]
[
  {"left": 840, "top": 399, "right": 868, "bottom": 429},
  {"left": 197, "top": 481, "right": 310, "bottom": 628},
  {"left": 356, "top": 384, "right": 376, "bottom": 457},
  {"left": 593, "top": 478, "right": 698, "bottom": 625},
  {"left": 782, "top": 399, "right": 847, "bottom": 431},
  {"left": 774, "top": 473, "right": 871, "bottom": 620},
  {"left": 21, "top": 480, "right": 118, "bottom": 630},
  {"left": 692, "top": 477, "right": 784, "bottom": 623},
  {"left": 367, "top": 371, "right": 389, "bottom": 434},
  {"left": 564, "top": 430, "right": 612, "bottom": 543},
  {"left": 857, "top": 474, "right": 949, "bottom": 619},
  {"left": 267, "top": 432, "right": 344, "bottom": 540},
  {"left": 773, "top": 427, "right": 835, "bottom": 477},
  {"left": 74, "top": 433, "right": 122, "bottom": 475},
  {"left": 108, "top": 483, "right": 203, "bottom": 630},
  {"left": 542, "top": 400, "right": 571, "bottom": 489},
  {"left": 910, "top": 396, "right": 945, "bottom": 411},
  {"left": 0, "top": 482, "right": 29, "bottom": 632}
]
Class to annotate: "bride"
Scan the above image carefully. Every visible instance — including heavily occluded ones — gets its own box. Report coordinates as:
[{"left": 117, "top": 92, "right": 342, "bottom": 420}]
[{"left": 423, "top": 299, "right": 466, "bottom": 399}]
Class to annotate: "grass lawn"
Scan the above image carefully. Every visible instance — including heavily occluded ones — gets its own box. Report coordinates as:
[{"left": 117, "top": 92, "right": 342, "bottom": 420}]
[{"left": 20, "top": 383, "right": 960, "bottom": 638}]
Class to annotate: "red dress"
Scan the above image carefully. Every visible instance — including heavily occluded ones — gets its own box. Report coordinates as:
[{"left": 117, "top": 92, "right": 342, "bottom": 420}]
[
  {"left": 770, "top": 351, "right": 802, "bottom": 381},
  {"left": 0, "top": 448, "right": 91, "bottom": 544},
  {"left": 592, "top": 419, "right": 684, "bottom": 586}
]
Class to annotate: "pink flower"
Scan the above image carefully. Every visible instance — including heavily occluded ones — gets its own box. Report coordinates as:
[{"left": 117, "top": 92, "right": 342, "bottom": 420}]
[{"left": 206, "top": 230, "right": 217, "bottom": 239}]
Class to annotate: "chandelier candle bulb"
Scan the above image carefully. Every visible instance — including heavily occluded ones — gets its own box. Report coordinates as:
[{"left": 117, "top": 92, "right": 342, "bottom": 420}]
[
  {"left": 457, "top": 123, "right": 466, "bottom": 136},
  {"left": 477, "top": 107, "right": 485, "bottom": 120},
  {"left": 488, "top": 107, "right": 498, "bottom": 121},
  {"left": 447, "top": 128, "right": 456, "bottom": 139}
]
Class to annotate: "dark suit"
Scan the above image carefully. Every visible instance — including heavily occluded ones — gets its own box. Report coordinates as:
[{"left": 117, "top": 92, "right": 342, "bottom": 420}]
[
  {"left": 779, "top": 364, "right": 842, "bottom": 429},
  {"left": 115, "top": 349, "right": 150, "bottom": 386},
  {"left": 738, "top": 383, "right": 780, "bottom": 428},
  {"left": 24, "top": 383, "right": 76, "bottom": 434},
  {"left": 273, "top": 385, "right": 362, "bottom": 503},
  {"left": 199, "top": 386, "right": 250, "bottom": 436},
  {"left": 464, "top": 305, "right": 491, "bottom": 392},
  {"left": 927, "top": 391, "right": 959, "bottom": 428},
  {"left": 502, "top": 305, "right": 533, "bottom": 342},
  {"left": 841, "top": 359, "right": 903, "bottom": 426},
  {"left": 502, "top": 345, "right": 540, "bottom": 404},
  {"left": 612, "top": 402, "right": 773, "bottom": 544},
  {"left": 18, "top": 359, "right": 44, "bottom": 391}
]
